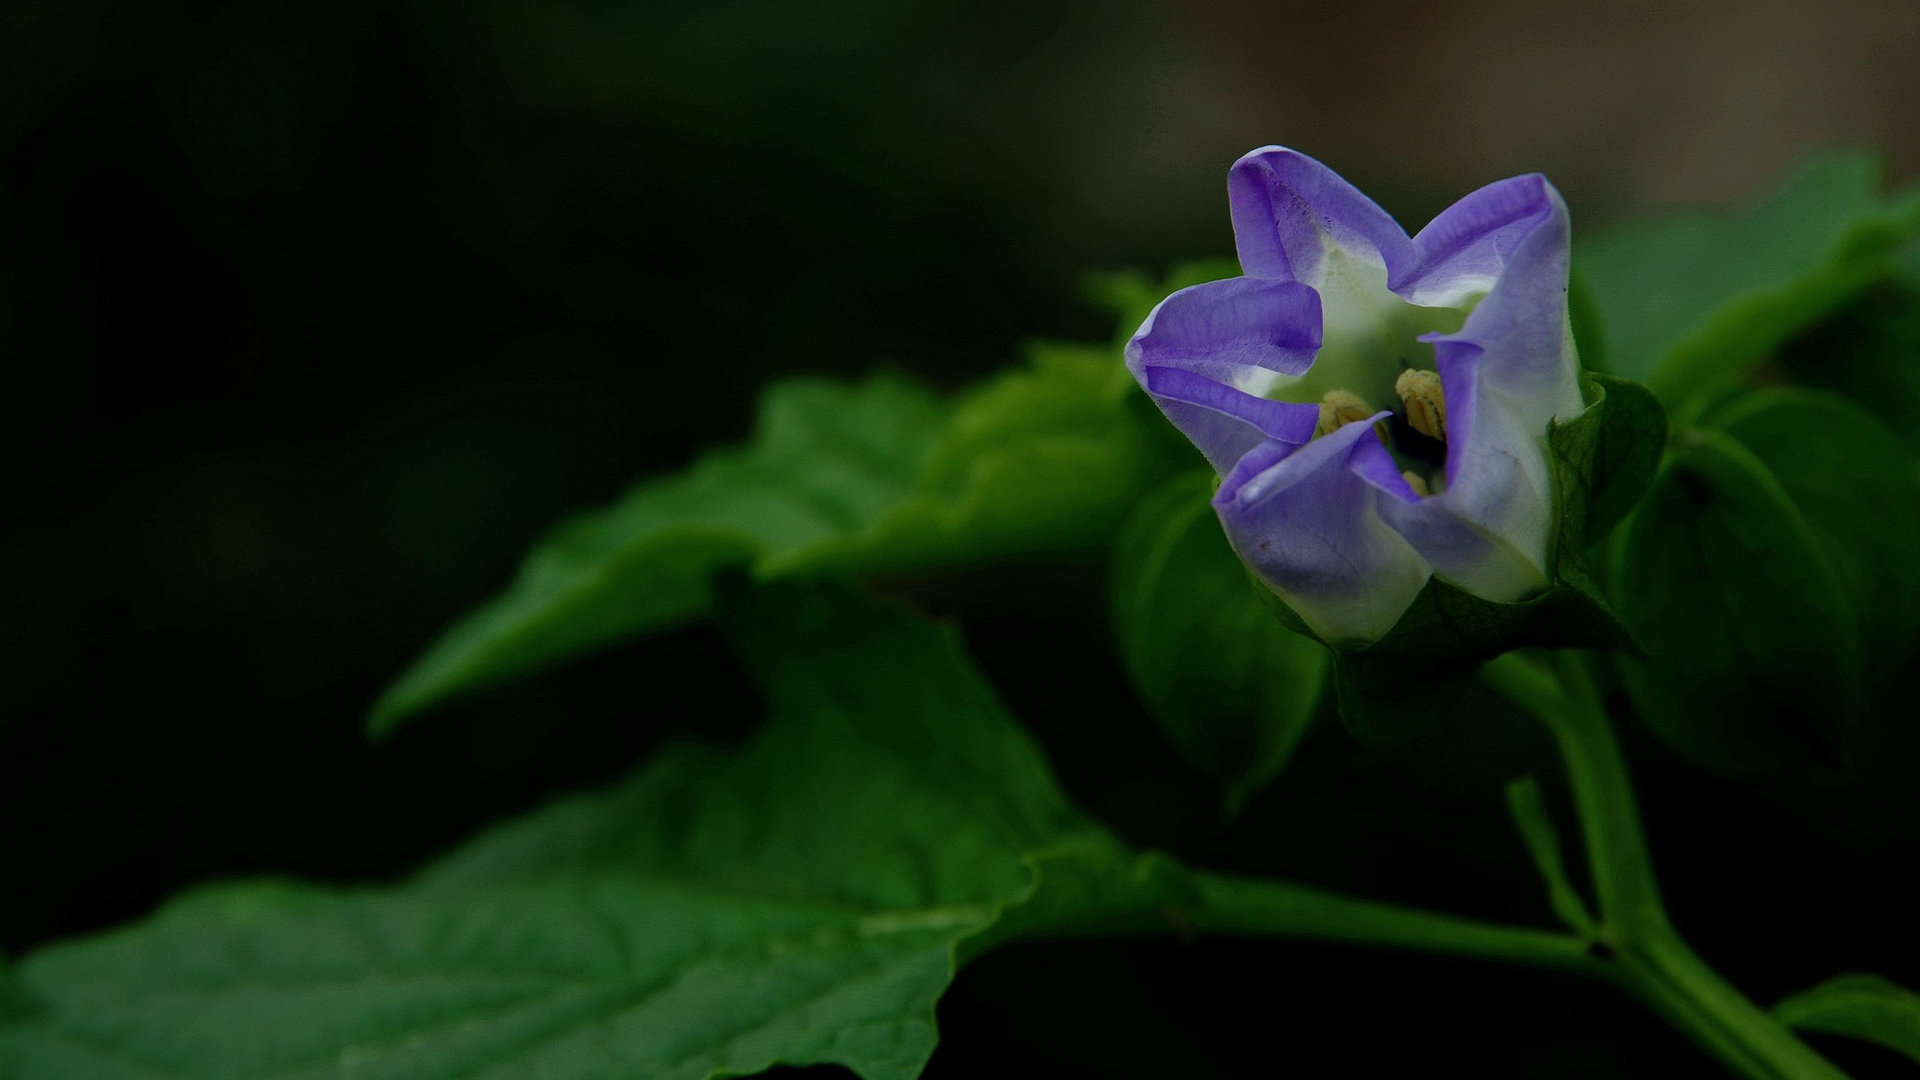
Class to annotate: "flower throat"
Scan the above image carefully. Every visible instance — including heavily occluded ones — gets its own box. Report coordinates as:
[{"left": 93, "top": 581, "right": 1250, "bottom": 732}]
[
  {"left": 1314, "top": 371, "right": 1450, "bottom": 494},
  {"left": 1279, "top": 247, "right": 1471, "bottom": 495}
]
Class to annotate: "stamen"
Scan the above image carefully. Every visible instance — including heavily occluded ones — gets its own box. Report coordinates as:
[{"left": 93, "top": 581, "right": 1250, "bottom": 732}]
[
  {"left": 1395, "top": 369, "right": 1446, "bottom": 441},
  {"left": 1401, "top": 470, "right": 1430, "bottom": 497},
  {"left": 1317, "top": 389, "right": 1386, "bottom": 441}
]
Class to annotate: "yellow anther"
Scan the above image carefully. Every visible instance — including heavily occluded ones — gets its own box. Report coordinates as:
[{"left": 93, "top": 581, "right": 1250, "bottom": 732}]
[
  {"left": 1401, "top": 470, "right": 1430, "bottom": 498},
  {"left": 1395, "top": 369, "right": 1446, "bottom": 441},
  {"left": 1317, "top": 389, "right": 1385, "bottom": 441}
]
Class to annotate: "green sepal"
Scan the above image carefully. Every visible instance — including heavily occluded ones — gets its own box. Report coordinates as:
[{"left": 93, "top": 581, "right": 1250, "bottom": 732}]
[
  {"left": 1332, "top": 371, "right": 1663, "bottom": 745},
  {"left": 1579, "top": 372, "right": 1669, "bottom": 542}
]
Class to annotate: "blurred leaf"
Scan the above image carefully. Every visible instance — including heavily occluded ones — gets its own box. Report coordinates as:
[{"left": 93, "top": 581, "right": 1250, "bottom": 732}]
[
  {"left": 1578, "top": 152, "right": 1920, "bottom": 410},
  {"left": 1566, "top": 269, "right": 1609, "bottom": 375},
  {"left": 1, "top": 584, "right": 1175, "bottom": 1080},
  {"left": 1779, "top": 281, "right": 1920, "bottom": 457},
  {"left": 0, "top": 959, "right": 28, "bottom": 1025},
  {"left": 1085, "top": 259, "right": 1240, "bottom": 348},
  {"left": 371, "top": 348, "right": 1172, "bottom": 735},
  {"left": 1709, "top": 389, "right": 1920, "bottom": 679},
  {"left": 177, "top": 23, "right": 356, "bottom": 196},
  {"left": 1110, "top": 472, "right": 1328, "bottom": 816},
  {"left": 1613, "top": 429, "right": 1864, "bottom": 771},
  {"left": 1775, "top": 974, "right": 1920, "bottom": 1064}
]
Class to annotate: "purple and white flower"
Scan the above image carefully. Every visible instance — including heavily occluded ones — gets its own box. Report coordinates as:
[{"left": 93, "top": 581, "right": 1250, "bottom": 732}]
[{"left": 1127, "top": 147, "right": 1584, "bottom": 645}]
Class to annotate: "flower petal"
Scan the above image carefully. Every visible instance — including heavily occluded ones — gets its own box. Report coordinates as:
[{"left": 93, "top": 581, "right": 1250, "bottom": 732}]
[
  {"left": 1386, "top": 178, "right": 1583, "bottom": 600},
  {"left": 1139, "top": 366, "right": 1319, "bottom": 473},
  {"left": 1128, "top": 276, "right": 1323, "bottom": 472},
  {"left": 1129, "top": 275, "right": 1323, "bottom": 380},
  {"left": 1395, "top": 174, "right": 1559, "bottom": 308},
  {"left": 1380, "top": 350, "right": 1555, "bottom": 600},
  {"left": 1423, "top": 177, "right": 1585, "bottom": 429},
  {"left": 1213, "top": 415, "right": 1432, "bottom": 643},
  {"left": 1228, "top": 147, "right": 1413, "bottom": 284}
]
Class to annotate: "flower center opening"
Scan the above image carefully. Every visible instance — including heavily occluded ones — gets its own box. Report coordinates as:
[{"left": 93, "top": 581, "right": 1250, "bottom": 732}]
[{"left": 1262, "top": 245, "right": 1477, "bottom": 491}]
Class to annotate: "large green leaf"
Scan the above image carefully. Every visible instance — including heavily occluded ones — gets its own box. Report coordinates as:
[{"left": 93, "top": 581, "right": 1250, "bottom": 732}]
[
  {"left": 1110, "top": 471, "right": 1329, "bottom": 816},
  {"left": 1, "top": 585, "right": 1168, "bottom": 1080},
  {"left": 1776, "top": 974, "right": 1920, "bottom": 1065},
  {"left": 1613, "top": 429, "right": 1865, "bottom": 770},
  {"left": 1709, "top": 389, "right": 1920, "bottom": 679},
  {"left": 370, "top": 346, "right": 1172, "bottom": 736},
  {"left": 1577, "top": 152, "right": 1920, "bottom": 410}
]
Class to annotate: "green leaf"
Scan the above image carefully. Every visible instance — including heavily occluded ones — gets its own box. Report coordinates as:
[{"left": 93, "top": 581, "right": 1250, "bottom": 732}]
[
  {"left": 1709, "top": 388, "right": 1920, "bottom": 679},
  {"left": 1779, "top": 281, "right": 1920, "bottom": 458},
  {"left": 801, "top": 345, "right": 1173, "bottom": 579},
  {"left": 1577, "top": 151, "right": 1920, "bottom": 410},
  {"left": 2, "top": 584, "right": 1167, "bottom": 1080},
  {"left": 1776, "top": 974, "right": 1920, "bottom": 1064},
  {"left": 370, "top": 346, "right": 1174, "bottom": 736},
  {"left": 1110, "top": 472, "right": 1329, "bottom": 816},
  {"left": 1613, "top": 429, "right": 1865, "bottom": 771},
  {"left": 368, "top": 375, "right": 941, "bottom": 737}
]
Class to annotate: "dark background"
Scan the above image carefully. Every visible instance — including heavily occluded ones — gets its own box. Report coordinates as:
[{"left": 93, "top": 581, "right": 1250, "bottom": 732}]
[{"left": 4, "top": 1, "right": 1919, "bottom": 1075}]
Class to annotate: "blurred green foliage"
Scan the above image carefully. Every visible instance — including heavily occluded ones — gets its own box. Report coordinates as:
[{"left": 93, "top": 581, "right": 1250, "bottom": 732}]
[{"left": 1576, "top": 152, "right": 1920, "bottom": 412}]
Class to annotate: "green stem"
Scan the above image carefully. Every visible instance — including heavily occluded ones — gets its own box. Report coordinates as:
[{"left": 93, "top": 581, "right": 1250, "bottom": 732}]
[
  {"left": 1619, "top": 936, "right": 1850, "bottom": 1080},
  {"left": 972, "top": 849, "right": 1603, "bottom": 978},
  {"left": 1181, "top": 870, "right": 1605, "bottom": 978},
  {"left": 1485, "top": 651, "right": 1848, "bottom": 1080},
  {"left": 985, "top": 650, "right": 1847, "bottom": 1078},
  {"left": 1482, "top": 652, "right": 1668, "bottom": 941}
]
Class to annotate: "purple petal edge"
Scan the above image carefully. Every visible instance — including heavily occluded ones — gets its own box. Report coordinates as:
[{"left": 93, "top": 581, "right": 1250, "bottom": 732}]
[
  {"left": 1127, "top": 275, "right": 1325, "bottom": 473},
  {"left": 1228, "top": 147, "right": 1413, "bottom": 283},
  {"left": 1212, "top": 413, "right": 1432, "bottom": 643},
  {"left": 1393, "top": 174, "right": 1558, "bottom": 306}
]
